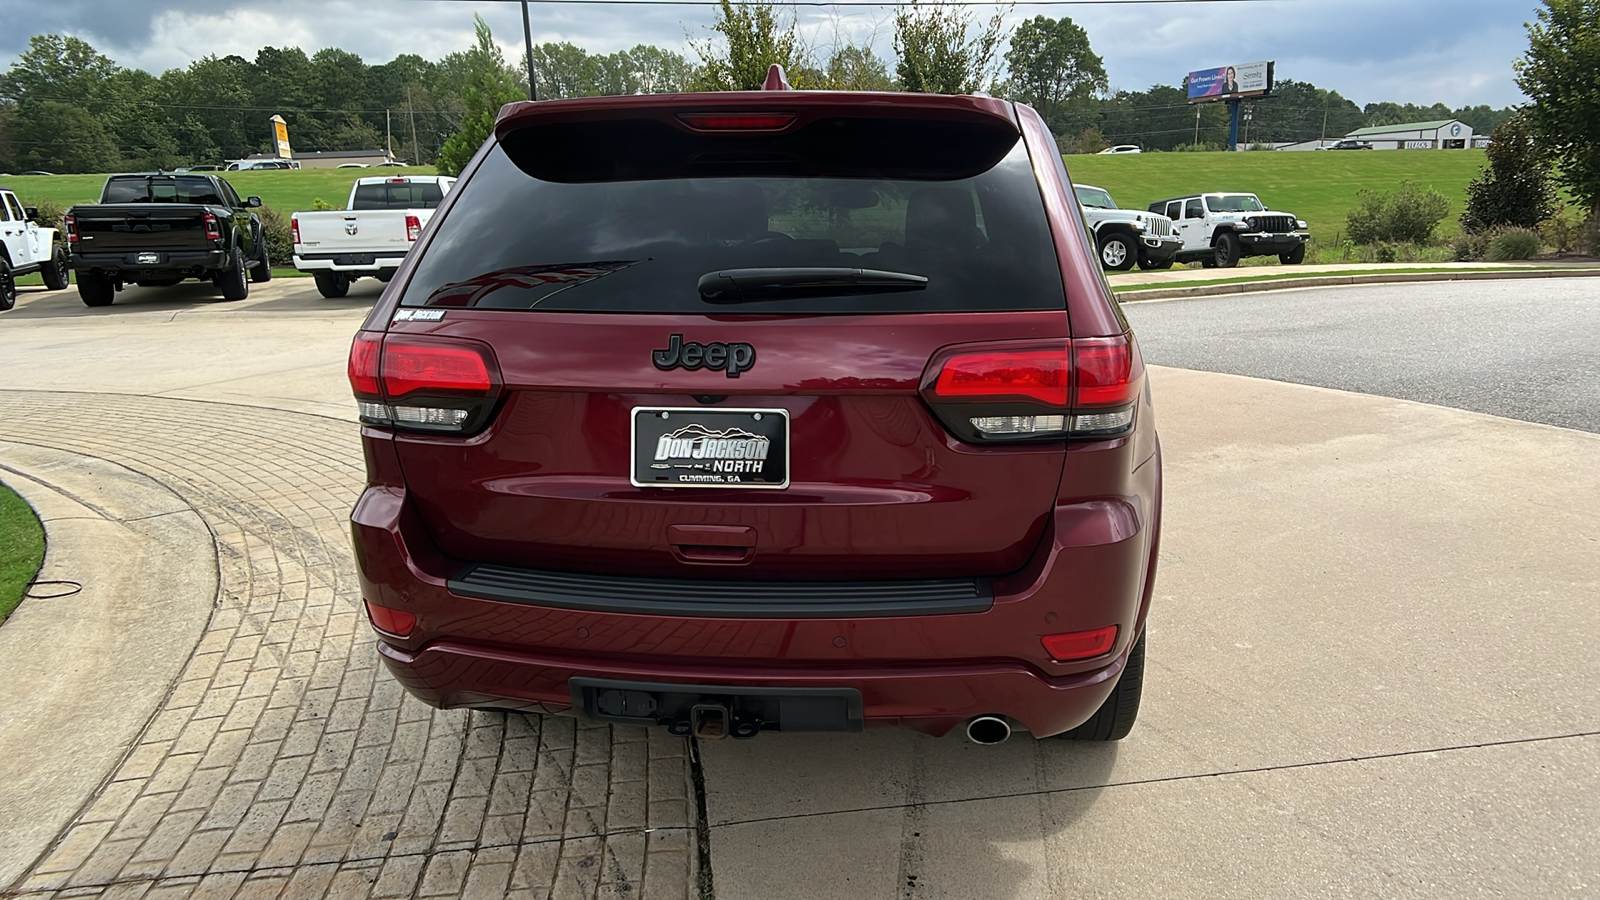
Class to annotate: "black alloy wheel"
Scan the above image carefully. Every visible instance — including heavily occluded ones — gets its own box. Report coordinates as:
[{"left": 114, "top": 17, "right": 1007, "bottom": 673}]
[
  {"left": 218, "top": 245, "right": 249, "bottom": 301},
  {"left": 0, "top": 257, "right": 15, "bottom": 311},
  {"left": 1213, "top": 232, "right": 1241, "bottom": 268},
  {"left": 42, "top": 246, "right": 71, "bottom": 291}
]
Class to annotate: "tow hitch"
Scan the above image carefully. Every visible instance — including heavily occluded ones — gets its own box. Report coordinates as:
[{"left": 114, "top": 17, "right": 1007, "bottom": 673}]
[
  {"left": 571, "top": 677, "right": 863, "bottom": 737},
  {"left": 691, "top": 704, "right": 730, "bottom": 740}
]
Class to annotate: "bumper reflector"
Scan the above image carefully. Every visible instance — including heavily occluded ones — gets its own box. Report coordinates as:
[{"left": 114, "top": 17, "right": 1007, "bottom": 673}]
[
  {"left": 364, "top": 600, "right": 417, "bottom": 637},
  {"left": 1041, "top": 625, "right": 1118, "bottom": 662}
]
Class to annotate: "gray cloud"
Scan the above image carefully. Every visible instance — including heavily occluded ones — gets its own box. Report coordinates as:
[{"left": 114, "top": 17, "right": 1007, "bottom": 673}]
[{"left": 2, "top": 0, "right": 1536, "bottom": 107}]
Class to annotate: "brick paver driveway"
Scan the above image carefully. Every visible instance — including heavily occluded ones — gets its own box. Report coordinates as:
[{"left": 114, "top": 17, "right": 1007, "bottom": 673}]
[{"left": 0, "top": 388, "right": 696, "bottom": 899}]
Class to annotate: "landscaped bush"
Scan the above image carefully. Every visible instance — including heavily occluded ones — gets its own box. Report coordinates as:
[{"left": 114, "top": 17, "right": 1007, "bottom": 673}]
[
  {"left": 1345, "top": 180, "right": 1452, "bottom": 245},
  {"left": 255, "top": 205, "right": 293, "bottom": 268},
  {"left": 1452, "top": 231, "right": 1490, "bottom": 261},
  {"left": 19, "top": 197, "right": 65, "bottom": 231},
  {"left": 1539, "top": 203, "right": 1591, "bottom": 255},
  {"left": 1484, "top": 228, "right": 1542, "bottom": 261}
]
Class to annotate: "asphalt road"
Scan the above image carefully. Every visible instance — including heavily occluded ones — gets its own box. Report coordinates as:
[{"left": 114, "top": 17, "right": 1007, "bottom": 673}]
[{"left": 1122, "top": 277, "right": 1600, "bottom": 433}]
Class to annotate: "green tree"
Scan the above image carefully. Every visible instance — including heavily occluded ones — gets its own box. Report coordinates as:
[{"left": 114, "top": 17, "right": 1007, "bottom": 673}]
[
  {"left": 0, "top": 34, "right": 118, "bottom": 104},
  {"left": 625, "top": 45, "right": 698, "bottom": 94},
  {"left": 435, "top": 15, "right": 525, "bottom": 176},
  {"left": 1461, "top": 111, "right": 1553, "bottom": 232},
  {"left": 693, "top": 0, "right": 810, "bottom": 91},
  {"left": 823, "top": 46, "right": 894, "bottom": 91},
  {"left": 893, "top": 2, "right": 1008, "bottom": 94},
  {"left": 1516, "top": 0, "right": 1600, "bottom": 250},
  {"left": 11, "top": 100, "right": 120, "bottom": 173},
  {"left": 530, "top": 42, "right": 600, "bottom": 98},
  {"left": 1003, "top": 16, "right": 1105, "bottom": 131}
]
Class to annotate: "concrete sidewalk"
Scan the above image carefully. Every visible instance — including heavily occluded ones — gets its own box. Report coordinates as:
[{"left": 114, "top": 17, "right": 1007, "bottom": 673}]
[{"left": 1107, "top": 259, "right": 1600, "bottom": 289}]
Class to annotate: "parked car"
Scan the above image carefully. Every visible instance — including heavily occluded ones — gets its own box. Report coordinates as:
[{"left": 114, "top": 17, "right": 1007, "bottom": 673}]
[
  {"left": 1147, "top": 192, "right": 1310, "bottom": 267},
  {"left": 226, "top": 160, "right": 299, "bottom": 171},
  {"left": 1074, "top": 183, "right": 1180, "bottom": 271},
  {"left": 1097, "top": 145, "right": 1142, "bottom": 155},
  {"left": 346, "top": 84, "right": 1162, "bottom": 745},
  {"left": 1320, "top": 139, "right": 1373, "bottom": 150},
  {"left": 375, "top": 161, "right": 409, "bottom": 168},
  {"left": 187, "top": 164, "right": 225, "bottom": 172},
  {"left": 0, "top": 186, "right": 72, "bottom": 310},
  {"left": 337, "top": 163, "right": 370, "bottom": 168},
  {"left": 20, "top": 170, "right": 55, "bottom": 176},
  {"left": 64, "top": 173, "right": 268, "bottom": 306},
  {"left": 291, "top": 175, "right": 456, "bottom": 297}
]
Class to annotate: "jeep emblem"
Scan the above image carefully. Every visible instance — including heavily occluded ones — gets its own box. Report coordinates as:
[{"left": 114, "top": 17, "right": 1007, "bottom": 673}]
[{"left": 652, "top": 334, "right": 756, "bottom": 378}]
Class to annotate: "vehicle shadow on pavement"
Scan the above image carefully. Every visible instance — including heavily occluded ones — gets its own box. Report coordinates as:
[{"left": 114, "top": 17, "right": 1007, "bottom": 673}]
[
  {"left": 4, "top": 279, "right": 380, "bottom": 319},
  {"left": 699, "top": 726, "right": 1121, "bottom": 898}
]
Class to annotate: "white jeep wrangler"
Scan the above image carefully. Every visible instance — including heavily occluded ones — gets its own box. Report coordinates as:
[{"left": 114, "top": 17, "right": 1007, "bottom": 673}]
[
  {"left": 1147, "top": 192, "right": 1310, "bottom": 268},
  {"left": 1074, "top": 183, "right": 1181, "bottom": 271},
  {"left": 0, "top": 186, "right": 71, "bottom": 310}
]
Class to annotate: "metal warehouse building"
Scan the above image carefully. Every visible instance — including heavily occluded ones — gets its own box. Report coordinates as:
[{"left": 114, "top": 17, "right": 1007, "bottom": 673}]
[{"left": 1343, "top": 119, "right": 1475, "bottom": 150}]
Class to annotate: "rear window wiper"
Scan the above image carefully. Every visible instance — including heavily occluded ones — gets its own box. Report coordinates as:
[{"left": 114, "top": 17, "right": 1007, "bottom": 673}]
[{"left": 697, "top": 267, "right": 928, "bottom": 304}]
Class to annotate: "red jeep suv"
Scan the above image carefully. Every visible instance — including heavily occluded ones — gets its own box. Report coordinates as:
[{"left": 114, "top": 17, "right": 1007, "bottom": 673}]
[{"left": 348, "top": 85, "right": 1161, "bottom": 743}]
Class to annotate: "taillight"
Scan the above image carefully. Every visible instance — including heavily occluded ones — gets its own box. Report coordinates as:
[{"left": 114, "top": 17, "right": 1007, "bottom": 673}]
[
  {"left": 921, "top": 335, "right": 1143, "bottom": 442},
  {"left": 291, "top": 214, "right": 301, "bottom": 246},
  {"left": 203, "top": 212, "right": 221, "bottom": 241},
  {"left": 405, "top": 214, "right": 421, "bottom": 242},
  {"left": 677, "top": 112, "right": 796, "bottom": 131},
  {"left": 348, "top": 332, "right": 502, "bottom": 434},
  {"left": 64, "top": 214, "right": 78, "bottom": 244}
]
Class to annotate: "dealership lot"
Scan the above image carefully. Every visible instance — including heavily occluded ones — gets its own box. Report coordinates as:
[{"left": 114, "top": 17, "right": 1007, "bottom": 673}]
[{"left": 1, "top": 279, "right": 1596, "bottom": 898}]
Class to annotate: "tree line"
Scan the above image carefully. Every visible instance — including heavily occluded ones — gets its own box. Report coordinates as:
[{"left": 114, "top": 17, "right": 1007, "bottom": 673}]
[{"left": 0, "top": 2, "right": 1524, "bottom": 176}]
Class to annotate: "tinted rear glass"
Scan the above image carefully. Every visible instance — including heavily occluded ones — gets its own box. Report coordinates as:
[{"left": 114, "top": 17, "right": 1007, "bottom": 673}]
[
  {"left": 352, "top": 182, "right": 446, "bottom": 210},
  {"left": 401, "top": 128, "right": 1063, "bottom": 314},
  {"left": 103, "top": 176, "right": 223, "bottom": 205}
]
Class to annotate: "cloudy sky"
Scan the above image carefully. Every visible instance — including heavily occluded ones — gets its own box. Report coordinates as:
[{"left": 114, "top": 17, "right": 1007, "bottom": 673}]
[{"left": 0, "top": 0, "right": 1541, "bottom": 108}]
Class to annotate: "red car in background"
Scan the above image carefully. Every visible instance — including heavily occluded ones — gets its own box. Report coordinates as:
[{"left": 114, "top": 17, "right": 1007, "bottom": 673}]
[{"left": 348, "top": 78, "right": 1161, "bottom": 744}]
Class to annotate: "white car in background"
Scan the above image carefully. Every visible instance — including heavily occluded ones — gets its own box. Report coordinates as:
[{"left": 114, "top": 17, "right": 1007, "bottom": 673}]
[
  {"left": 291, "top": 175, "right": 455, "bottom": 297},
  {"left": 1097, "top": 145, "right": 1143, "bottom": 155}
]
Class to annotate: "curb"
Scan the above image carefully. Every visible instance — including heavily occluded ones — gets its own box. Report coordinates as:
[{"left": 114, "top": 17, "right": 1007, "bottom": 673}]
[
  {"left": 0, "top": 443, "right": 217, "bottom": 890},
  {"left": 1115, "top": 267, "right": 1600, "bottom": 301}
]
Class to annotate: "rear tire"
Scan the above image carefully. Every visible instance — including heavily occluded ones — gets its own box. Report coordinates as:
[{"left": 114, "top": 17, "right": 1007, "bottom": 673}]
[
  {"left": 314, "top": 271, "right": 350, "bottom": 299},
  {"left": 0, "top": 256, "right": 15, "bottom": 311},
  {"left": 251, "top": 239, "right": 272, "bottom": 283},
  {"left": 1098, "top": 233, "right": 1137, "bottom": 271},
  {"left": 217, "top": 245, "right": 249, "bottom": 301},
  {"left": 42, "top": 245, "right": 71, "bottom": 291},
  {"left": 1280, "top": 244, "right": 1306, "bottom": 265},
  {"left": 78, "top": 270, "right": 115, "bottom": 307},
  {"left": 1213, "top": 232, "right": 1241, "bottom": 268},
  {"left": 1056, "top": 633, "right": 1145, "bottom": 742}
]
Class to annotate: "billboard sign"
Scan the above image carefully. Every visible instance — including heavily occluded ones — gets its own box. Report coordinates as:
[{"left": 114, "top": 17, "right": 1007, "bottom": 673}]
[
  {"left": 1187, "top": 61, "right": 1273, "bottom": 102},
  {"left": 271, "top": 115, "right": 293, "bottom": 159}
]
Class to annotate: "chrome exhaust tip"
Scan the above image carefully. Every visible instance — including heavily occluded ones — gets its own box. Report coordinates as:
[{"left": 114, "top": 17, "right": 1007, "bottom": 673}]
[{"left": 964, "top": 715, "right": 1011, "bottom": 745}]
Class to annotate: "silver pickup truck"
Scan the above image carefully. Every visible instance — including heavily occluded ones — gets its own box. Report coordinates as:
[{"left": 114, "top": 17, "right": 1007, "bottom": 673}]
[{"left": 291, "top": 175, "right": 455, "bottom": 297}]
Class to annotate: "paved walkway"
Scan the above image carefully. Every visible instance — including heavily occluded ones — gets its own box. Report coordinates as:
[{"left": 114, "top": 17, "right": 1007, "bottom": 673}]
[
  {"left": 1105, "top": 259, "right": 1600, "bottom": 288},
  {"left": 0, "top": 390, "right": 695, "bottom": 899}
]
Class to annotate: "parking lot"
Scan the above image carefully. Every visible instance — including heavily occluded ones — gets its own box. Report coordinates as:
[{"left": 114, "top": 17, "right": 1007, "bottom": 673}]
[{"left": 1, "top": 277, "right": 1596, "bottom": 898}]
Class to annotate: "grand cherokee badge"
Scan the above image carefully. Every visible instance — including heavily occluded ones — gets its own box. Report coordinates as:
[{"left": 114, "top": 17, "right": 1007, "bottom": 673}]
[{"left": 652, "top": 334, "right": 756, "bottom": 378}]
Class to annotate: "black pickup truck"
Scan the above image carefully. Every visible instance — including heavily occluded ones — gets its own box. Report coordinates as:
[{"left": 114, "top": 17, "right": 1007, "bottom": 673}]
[{"left": 65, "top": 173, "right": 271, "bottom": 307}]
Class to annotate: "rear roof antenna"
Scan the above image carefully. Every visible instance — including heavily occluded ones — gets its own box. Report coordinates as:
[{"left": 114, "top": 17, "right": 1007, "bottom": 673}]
[{"left": 763, "top": 64, "right": 793, "bottom": 91}]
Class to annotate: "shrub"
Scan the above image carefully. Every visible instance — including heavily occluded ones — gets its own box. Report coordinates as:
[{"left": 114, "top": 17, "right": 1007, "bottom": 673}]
[
  {"left": 1461, "top": 110, "right": 1553, "bottom": 233},
  {"left": 255, "top": 206, "right": 293, "bottom": 268},
  {"left": 18, "top": 197, "right": 65, "bottom": 231},
  {"left": 1452, "top": 231, "right": 1489, "bottom": 261},
  {"left": 1538, "top": 203, "right": 1590, "bottom": 255},
  {"left": 1346, "top": 180, "right": 1452, "bottom": 245},
  {"left": 1485, "top": 228, "right": 1542, "bottom": 261},
  {"left": 312, "top": 197, "right": 337, "bottom": 211}
]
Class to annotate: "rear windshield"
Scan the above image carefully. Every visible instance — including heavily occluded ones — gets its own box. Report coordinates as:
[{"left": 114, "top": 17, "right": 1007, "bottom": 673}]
[
  {"left": 103, "top": 176, "right": 223, "bottom": 205},
  {"left": 352, "top": 182, "right": 446, "bottom": 210},
  {"left": 400, "top": 127, "right": 1064, "bottom": 314}
]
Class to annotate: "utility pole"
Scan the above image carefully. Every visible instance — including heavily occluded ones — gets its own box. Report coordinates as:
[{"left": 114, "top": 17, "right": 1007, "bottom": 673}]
[
  {"left": 406, "top": 85, "right": 420, "bottom": 165},
  {"left": 1194, "top": 105, "right": 1200, "bottom": 146},
  {"left": 385, "top": 108, "right": 392, "bottom": 160},
  {"left": 522, "top": 1, "right": 538, "bottom": 101},
  {"left": 1321, "top": 109, "right": 1328, "bottom": 145}
]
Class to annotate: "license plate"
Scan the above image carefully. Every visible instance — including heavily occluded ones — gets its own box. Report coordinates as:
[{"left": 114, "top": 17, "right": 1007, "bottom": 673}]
[
  {"left": 631, "top": 407, "right": 789, "bottom": 489},
  {"left": 136, "top": 252, "right": 160, "bottom": 264},
  {"left": 335, "top": 254, "right": 375, "bottom": 266}
]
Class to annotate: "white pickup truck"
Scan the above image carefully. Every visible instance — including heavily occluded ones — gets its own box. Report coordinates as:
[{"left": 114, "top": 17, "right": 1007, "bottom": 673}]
[{"left": 291, "top": 175, "right": 455, "bottom": 298}]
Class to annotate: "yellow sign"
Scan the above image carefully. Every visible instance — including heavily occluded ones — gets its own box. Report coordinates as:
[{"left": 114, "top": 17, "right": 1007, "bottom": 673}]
[{"left": 270, "top": 115, "right": 292, "bottom": 160}]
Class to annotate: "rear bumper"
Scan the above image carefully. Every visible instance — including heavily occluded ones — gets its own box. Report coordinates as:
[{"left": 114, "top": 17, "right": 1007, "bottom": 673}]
[
  {"left": 294, "top": 252, "right": 406, "bottom": 273},
  {"left": 72, "top": 249, "right": 226, "bottom": 276},
  {"left": 351, "top": 455, "right": 1160, "bottom": 737}
]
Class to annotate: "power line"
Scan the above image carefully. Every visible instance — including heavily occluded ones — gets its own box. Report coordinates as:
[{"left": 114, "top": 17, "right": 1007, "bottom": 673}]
[{"left": 436, "top": 0, "right": 1299, "bottom": 5}]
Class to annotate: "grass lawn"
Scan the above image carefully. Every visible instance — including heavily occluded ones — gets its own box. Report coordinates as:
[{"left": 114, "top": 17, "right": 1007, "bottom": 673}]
[
  {"left": 1112, "top": 265, "right": 1600, "bottom": 293},
  {"left": 1066, "top": 149, "right": 1488, "bottom": 240},
  {"left": 0, "top": 482, "right": 45, "bottom": 623},
  {"left": 2, "top": 166, "right": 439, "bottom": 218}
]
